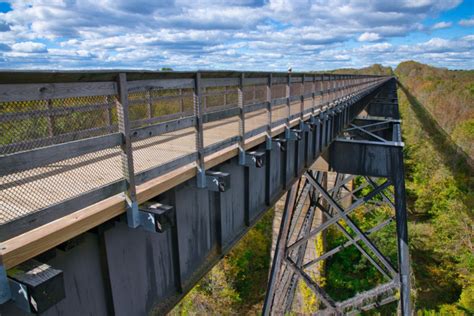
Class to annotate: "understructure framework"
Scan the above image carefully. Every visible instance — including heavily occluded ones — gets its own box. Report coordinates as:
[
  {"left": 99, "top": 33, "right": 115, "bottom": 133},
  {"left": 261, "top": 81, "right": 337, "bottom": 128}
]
[{"left": 263, "top": 79, "right": 411, "bottom": 315}]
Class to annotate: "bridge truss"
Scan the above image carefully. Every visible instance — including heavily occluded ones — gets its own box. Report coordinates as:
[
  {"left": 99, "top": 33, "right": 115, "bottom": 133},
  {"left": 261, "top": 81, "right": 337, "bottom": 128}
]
[{"left": 264, "top": 80, "right": 411, "bottom": 315}]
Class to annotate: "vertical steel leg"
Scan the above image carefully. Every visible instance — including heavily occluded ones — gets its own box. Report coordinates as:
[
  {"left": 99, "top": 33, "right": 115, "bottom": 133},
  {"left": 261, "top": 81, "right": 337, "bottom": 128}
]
[
  {"left": 392, "top": 148, "right": 412, "bottom": 316},
  {"left": 262, "top": 181, "right": 299, "bottom": 316}
]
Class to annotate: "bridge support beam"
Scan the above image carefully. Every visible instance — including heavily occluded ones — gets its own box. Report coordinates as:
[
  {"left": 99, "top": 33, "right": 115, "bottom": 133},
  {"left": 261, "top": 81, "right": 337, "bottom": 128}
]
[{"left": 264, "top": 79, "right": 411, "bottom": 315}]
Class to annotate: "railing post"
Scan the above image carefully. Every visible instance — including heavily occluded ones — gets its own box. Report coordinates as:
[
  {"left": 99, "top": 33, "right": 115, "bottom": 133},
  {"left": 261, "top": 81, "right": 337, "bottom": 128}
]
[
  {"left": 322, "top": 75, "right": 327, "bottom": 109},
  {"left": 194, "top": 72, "right": 206, "bottom": 188},
  {"left": 238, "top": 73, "right": 246, "bottom": 164},
  {"left": 116, "top": 72, "right": 140, "bottom": 228},
  {"left": 105, "top": 96, "right": 113, "bottom": 127},
  {"left": 46, "top": 99, "right": 55, "bottom": 137},
  {"left": 328, "top": 75, "right": 332, "bottom": 107},
  {"left": 285, "top": 72, "right": 291, "bottom": 139},
  {"left": 253, "top": 84, "right": 256, "bottom": 104},
  {"left": 300, "top": 75, "right": 305, "bottom": 121},
  {"left": 266, "top": 73, "right": 273, "bottom": 150},
  {"left": 146, "top": 88, "right": 153, "bottom": 119},
  {"left": 223, "top": 86, "right": 227, "bottom": 107},
  {"left": 311, "top": 75, "right": 316, "bottom": 114},
  {"left": 179, "top": 88, "right": 184, "bottom": 114}
]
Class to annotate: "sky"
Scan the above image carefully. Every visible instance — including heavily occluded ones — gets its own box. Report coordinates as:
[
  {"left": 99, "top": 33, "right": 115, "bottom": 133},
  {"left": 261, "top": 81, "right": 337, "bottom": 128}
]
[{"left": 0, "top": 0, "right": 473, "bottom": 71}]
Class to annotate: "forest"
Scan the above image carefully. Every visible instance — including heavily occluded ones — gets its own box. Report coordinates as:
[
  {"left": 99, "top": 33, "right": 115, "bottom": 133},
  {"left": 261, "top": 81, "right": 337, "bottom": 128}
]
[{"left": 171, "top": 62, "right": 474, "bottom": 315}]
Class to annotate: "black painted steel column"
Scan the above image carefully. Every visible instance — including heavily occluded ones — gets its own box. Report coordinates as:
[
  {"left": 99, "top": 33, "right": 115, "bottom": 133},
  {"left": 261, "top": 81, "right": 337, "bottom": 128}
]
[
  {"left": 262, "top": 181, "right": 298, "bottom": 316},
  {"left": 392, "top": 147, "right": 411, "bottom": 316}
]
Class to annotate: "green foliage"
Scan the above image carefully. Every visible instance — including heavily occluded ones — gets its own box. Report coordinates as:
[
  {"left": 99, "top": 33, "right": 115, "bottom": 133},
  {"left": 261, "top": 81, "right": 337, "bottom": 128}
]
[
  {"left": 324, "top": 64, "right": 394, "bottom": 76},
  {"left": 324, "top": 191, "right": 397, "bottom": 302},
  {"left": 323, "top": 61, "right": 472, "bottom": 315},
  {"left": 395, "top": 61, "right": 474, "bottom": 158},
  {"left": 397, "top": 72, "right": 473, "bottom": 313}
]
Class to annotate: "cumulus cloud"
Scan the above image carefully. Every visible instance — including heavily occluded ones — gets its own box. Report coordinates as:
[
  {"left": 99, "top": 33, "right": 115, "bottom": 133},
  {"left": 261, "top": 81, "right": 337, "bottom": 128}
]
[
  {"left": 459, "top": 17, "right": 474, "bottom": 27},
  {"left": 432, "top": 21, "right": 452, "bottom": 29},
  {"left": 358, "top": 32, "right": 381, "bottom": 42},
  {"left": 0, "top": 0, "right": 471, "bottom": 70},
  {"left": 11, "top": 42, "right": 47, "bottom": 53}
]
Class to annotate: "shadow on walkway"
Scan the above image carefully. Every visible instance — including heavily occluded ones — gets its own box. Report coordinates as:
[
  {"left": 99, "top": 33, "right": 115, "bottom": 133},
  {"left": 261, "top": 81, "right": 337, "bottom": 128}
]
[{"left": 397, "top": 81, "right": 473, "bottom": 191}]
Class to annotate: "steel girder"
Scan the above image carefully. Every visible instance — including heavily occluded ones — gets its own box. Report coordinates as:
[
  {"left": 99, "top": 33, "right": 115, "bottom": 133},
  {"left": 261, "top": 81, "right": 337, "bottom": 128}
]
[{"left": 263, "top": 79, "right": 411, "bottom": 315}]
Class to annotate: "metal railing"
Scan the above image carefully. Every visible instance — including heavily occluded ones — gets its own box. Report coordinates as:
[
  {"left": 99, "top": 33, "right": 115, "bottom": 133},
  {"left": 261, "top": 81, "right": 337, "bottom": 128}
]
[{"left": 0, "top": 70, "right": 387, "bottom": 240}]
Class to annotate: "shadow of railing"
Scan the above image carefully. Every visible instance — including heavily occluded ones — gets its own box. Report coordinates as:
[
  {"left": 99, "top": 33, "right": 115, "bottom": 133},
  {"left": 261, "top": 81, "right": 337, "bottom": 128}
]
[{"left": 397, "top": 81, "right": 473, "bottom": 186}]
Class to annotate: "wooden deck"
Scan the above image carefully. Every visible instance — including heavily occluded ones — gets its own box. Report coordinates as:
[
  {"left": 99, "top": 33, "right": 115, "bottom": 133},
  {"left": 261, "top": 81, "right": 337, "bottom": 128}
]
[
  {"left": 0, "top": 103, "right": 292, "bottom": 224},
  {"left": 0, "top": 70, "right": 386, "bottom": 270}
]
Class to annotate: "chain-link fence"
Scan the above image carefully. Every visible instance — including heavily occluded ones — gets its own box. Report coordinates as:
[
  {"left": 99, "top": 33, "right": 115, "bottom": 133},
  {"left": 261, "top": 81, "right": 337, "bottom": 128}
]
[{"left": 0, "top": 71, "right": 387, "bottom": 239}]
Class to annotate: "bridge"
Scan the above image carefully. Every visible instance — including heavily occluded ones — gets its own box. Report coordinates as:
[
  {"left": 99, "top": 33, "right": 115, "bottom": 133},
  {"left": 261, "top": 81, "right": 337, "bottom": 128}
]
[{"left": 0, "top": 71, "right": 410, "bottom": 315}]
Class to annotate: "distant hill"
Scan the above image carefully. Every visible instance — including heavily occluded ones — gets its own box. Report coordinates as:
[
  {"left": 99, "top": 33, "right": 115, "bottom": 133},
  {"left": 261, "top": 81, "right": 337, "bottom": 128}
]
[
  {"left": 324, "top": 64, "right": 394, "bottom": 76},
  {"left": 395, "top": 61, "right": 474, "bottom": 159}
]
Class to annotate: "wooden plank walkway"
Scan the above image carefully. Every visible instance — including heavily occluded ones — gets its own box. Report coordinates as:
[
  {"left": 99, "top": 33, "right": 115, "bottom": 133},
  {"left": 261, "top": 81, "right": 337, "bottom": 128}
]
[
  {"left": 0, "top": 71, "right": 387, "bottom": 271},
  {"left": 0, "top": 103, "right": 292, "bottom": 224}
]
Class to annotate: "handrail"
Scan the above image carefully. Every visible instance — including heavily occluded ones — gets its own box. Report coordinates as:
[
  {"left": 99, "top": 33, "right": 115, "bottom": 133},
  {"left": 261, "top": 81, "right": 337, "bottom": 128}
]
[{"left": 0, "top": 71, "right": 388, "bottom": 242}]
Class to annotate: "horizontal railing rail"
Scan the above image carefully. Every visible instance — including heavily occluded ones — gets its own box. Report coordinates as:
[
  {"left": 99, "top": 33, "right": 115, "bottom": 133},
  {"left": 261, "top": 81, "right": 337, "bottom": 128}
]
[{"left": 0, "top": 70, "right": 389, "bottom": 240}]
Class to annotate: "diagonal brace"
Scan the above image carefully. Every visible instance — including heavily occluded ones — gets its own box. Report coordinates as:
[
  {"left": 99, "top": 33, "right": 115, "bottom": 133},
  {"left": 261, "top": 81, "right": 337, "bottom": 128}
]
[
  {"left": 306, "top": 174, "right": 398, "bottom": 277},
  {"left": 284, "top": 257, "right": 340, "bottom": 313},
  {"left": 287, "top": 176, "right": 391, "bottom": 252},
  {"left": 303, "top": 217, "right": 394, "bottom": 269},
  {"left": 316, "top": 201, "right": 391, "bottom": 280}
]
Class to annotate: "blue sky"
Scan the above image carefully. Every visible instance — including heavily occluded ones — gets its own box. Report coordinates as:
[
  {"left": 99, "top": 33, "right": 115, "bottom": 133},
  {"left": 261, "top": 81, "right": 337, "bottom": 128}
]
[{"left": 0, "top": 0, "right": 473, "bottom": 71}]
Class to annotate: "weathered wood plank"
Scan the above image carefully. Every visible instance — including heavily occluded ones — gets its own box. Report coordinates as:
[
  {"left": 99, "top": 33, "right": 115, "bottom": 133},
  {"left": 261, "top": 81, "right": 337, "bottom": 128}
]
[
  {"left": 127, "top": 78, "right": 194, "bottom": 91},
  {"left": 0, "top": 82, "right": 117, "bottom": 102},
  {"left": 130, "top": 116, "right": 196, "bottom": 142}
]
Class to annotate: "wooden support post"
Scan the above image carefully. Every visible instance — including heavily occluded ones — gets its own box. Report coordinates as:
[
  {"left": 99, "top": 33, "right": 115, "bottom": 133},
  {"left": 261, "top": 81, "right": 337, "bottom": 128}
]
[
  {"left": 252, "top": 84, "right": 256, "bottom": 104},
  {"left": 285, "top": 73, "right": 291, "bottom": 138},
  {"left": 238, "top": 73, "right": 246, "bottom": 165},
  {"left": 146, "top": 88, "right": 153, "bottom": 119},
  {"left": 46, "top": 99, "right": 55, "bottom": 137},
  {"left": 266, "top": 73, "right": 273, "bottom": 148},
  {"left": 300, "top": 75, "right": 305, "bottom": 120},
  {"left": 223, "top": 86, "right": 227, "bottom": 107},
  {"left": 116, "top": 73, "right": 140, "bottom": 228},
  {"left": 179, "top": 88, "right": 184, "bottom": 114},
  {"left": 194, "top": 72, "right": 206, "bottom": 188},
  {"left": 311, "top": 75, "right": 316, "bottom": 114},
  {"left": 105, "top": 96, "right": 113, "bottom": 127},
  {"left": 265, "top": 73, "right": 273, "bottom": 206},
  {"left": 321, "top": 75, "right": 326, "bottom": 109}
]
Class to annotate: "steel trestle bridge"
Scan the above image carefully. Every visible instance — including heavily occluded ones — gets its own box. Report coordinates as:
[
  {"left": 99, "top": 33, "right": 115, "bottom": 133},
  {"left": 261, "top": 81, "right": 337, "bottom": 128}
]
[{"left": 0, "top": 70, "right": 410, "bottom": 315}]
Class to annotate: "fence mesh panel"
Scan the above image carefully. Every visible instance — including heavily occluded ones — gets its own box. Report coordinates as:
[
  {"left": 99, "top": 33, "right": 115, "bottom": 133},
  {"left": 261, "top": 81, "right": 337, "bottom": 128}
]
[
  {"left": 0, "top": 96, "right": 117, "bottom": 155},
  {"left": 130, "top": 87, "right": 196, "bottom": 175},
  {"left": 0, "top": 144, "right": 123, "bottom": 224},
  {"left": 0, "top": 74, "right": 384, "bottom": 235},
  {"left": 245, "top": 84, "right": 268, "bottom": 134}
]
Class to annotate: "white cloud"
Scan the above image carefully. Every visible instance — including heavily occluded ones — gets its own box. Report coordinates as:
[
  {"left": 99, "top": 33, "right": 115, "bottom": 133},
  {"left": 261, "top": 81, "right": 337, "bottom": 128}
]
[
  {"left": 0, "top": 0, "right": 471, "bottom": 70},
  {"left": 358, "top": 32, "right": 381, "bottom": 42},
  {"left": 432, "top": 21, "right": 452, "bottom": 29},
  {"left": 11, "top": 41, "right": 47, "bottom": 53},
  {"left": 459, "top": 17, "right": 474, "bottom": 27}
]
